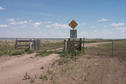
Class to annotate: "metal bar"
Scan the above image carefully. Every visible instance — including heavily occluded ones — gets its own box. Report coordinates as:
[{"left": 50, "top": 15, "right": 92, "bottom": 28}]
[
  {"left": 83, "top": 37, "right": 85, "bottom": 54},
  {"left": 16, "top": 40, "right": 32, "bottom": 42},
  {"left": 79, "top": 38, "right": 82, "bottom": 51},
  {"left": 17, "top": 45, "right": 30, "bottom": 46}
]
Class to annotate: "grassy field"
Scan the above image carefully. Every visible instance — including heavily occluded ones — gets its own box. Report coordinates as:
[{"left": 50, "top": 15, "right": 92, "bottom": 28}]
[
  {"left": 0, "top": 40, "right": 125, "bottom": 57},
  {"left": 0, "top": 40, "right": 18, "bottom": 56},
  {"left": 41, "top": 41, "right": 64, "bottom": 51},
  {"left": 86, "top": 41, "right": 126, "bottom": 58},
  {"left": 0, "top": 40, "right": 35, "bottom": 56},
  {"left": 0, "top": 40, "right": 64, "bottom": 56}
]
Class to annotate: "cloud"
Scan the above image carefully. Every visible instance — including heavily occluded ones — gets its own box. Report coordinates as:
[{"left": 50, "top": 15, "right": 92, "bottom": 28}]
[
  {"left": 8, "top": 18, "right": 53, "bottom": 28},
  {"left": 41, "top": 21, "right": 52, "bottom": 24},
  {"left": 33, "top": 22, "right": 41, "bottom": 27},
  {"left": 8, "top": 18, "right": 15, "bottom": 22},
  {"left": 0, "top": 24, "right": 8, "bottom": 28},
  {"left": 8, "top": 18, "right": 28, "bottom": 25},
  {"left": 110, "top": 22, "right": 125, "bottom": 27},
  {"left": 33, "top": 21, "right": 52, "bottom": 27},
  {"left": 116, "top": 27, "right": 126, "bottom": 31},
  {"left": 46, "top": 23, "right": 68, "bottom": 29},
  {"left": 46, "top": 25, "right": 51, "bottom": 28},
  {"left": 0, "top": 6, "right": 5, "bottom": 10},
  {"left": 98, "top": 18, "right": 109, "bottom": 22},
  {"left": 90, "top": 26, "right": 96, "bottom": 28},
  {"left": 53, "top": 23, "right": 68, "bottom": 29},
  {"left": 7, "top": 18, "right": 68, "bottom": 29},
  {"left": 103, "top": 30, "right": 113, "bottom": 34}
]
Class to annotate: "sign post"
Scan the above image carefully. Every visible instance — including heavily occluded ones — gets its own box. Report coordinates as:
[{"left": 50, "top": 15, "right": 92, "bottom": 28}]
[
  {"left": 63, "top": 20, "right": 82, "bottom": 54},
  {"left": 69, "top": 20, "right": 78, "bottom": 39}
]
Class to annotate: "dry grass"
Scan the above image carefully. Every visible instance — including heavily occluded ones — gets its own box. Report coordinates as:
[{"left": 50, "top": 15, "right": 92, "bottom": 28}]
[
  {"left": 37, "top": 41, "right": 64, "bottom": 56},
  {"left": 36, "top": 54, "right": 126, "bottom": 84},
  {"left": 86, "top": 41, "right": 126, "bottom": 59},
  {"left": 34, "top": 40, "right": 126, "bottom": 84},
  {"left": 0, "top": 40, "right": 35, "bottom": 56},
  {"left": 0, "top": 40, "right": 64, "bottom": 56},
  {"left": 41, "top": 41, "right": 64, "bottom": 51},
  {"left": 0, "top": 40, "right": 17, "bottom": 56}
]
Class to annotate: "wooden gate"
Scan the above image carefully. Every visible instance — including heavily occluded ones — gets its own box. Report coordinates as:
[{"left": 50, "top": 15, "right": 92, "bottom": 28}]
[
  {"left": 64, "top": 38, "right": 84, "bottom": 53},
  {"left": 15, "top": 39, "right": 41, "bottom": 52}
]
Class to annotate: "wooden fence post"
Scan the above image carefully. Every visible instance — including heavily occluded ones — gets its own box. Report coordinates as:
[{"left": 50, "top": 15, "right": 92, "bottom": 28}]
[
  {"left": 67, "top": 38, "right": 70, "bottom": 53},
  {"left": 29, "top": 41, "right": 32, "bottom": 49},
  {"left": 64, "top": 39, "right": 67, "bottom": 52},
  {"left": 32, "top": 39, "right": 41, "bottom": 52},
  {"left": 36, "top": 39, "right": 41, "bottom": 52}
]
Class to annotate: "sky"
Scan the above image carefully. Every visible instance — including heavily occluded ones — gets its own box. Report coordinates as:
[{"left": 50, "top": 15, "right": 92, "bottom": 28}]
[{"left": 0, "top": 0, "right": 126, "bottom": 39}]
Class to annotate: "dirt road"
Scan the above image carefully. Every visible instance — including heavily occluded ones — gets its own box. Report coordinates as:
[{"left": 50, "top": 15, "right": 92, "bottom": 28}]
[
  {"left": 84, "top": 42, "right": 111, "bottom": 47},
  {"left": 0, "top": 42, "right": 111, "bottom": 84},
  {"left": 0, "top": 53, "right": 59, "bottom": 84}
]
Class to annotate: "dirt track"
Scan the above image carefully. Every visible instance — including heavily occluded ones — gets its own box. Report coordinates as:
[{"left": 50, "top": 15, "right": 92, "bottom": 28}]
[
  {"left": 84, "top": 42, "right": 111, "bottom": 47},
  {"left": 0, "top": 42, "right": 113, "bottom": 84},
  {"left": 0, "top": 53, "right": 59, "bottom": 84}
]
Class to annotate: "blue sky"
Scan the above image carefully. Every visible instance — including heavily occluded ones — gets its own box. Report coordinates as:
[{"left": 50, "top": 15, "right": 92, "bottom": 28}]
[{"left": 0, "top": 0, "right": 126, "bottom": 38}]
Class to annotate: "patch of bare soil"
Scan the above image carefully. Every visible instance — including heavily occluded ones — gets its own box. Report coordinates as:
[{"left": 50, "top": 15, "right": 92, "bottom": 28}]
[{"left": 0, "top": 53, "right": 59, "bottom": 84}]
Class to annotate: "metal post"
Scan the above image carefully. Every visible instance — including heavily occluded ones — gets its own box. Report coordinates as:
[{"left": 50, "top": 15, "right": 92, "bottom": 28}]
[
  {"left": 112, "top": 40, "right": 114, "bottom": 56},
  {"left": 79, "top": 38, "right": 82, "bottom": 51},
  {"left": 15, "top": 38, "right": 17, "bottom": 49},
  {"left": 64, "top": 39, "right": 65, "bottom": 52},
  {"left": 83, "top": 37, "right": 85, "bottom": 54}
]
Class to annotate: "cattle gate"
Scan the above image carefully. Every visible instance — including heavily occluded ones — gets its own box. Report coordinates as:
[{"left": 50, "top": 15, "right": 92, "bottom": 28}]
[
  {"left": 15, "top": 39, "right": 41, "bottom": 52},
  {"left": 64, "top": 38, "right": 85, "bottom": 53}
]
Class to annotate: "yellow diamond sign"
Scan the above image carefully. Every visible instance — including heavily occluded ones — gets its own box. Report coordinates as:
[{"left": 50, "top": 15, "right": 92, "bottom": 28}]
[{"left": 69, "top": 20, "right": 78, "bottom": 29}]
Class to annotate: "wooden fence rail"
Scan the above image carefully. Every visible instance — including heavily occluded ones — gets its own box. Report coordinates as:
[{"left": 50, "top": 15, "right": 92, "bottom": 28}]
[{"left": 15, "top": 39, "right": 41, "bottom": 52}]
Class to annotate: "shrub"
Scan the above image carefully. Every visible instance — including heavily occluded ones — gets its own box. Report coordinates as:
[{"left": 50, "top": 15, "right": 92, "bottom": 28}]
[
  {"left": 0, "top": 51, "right": 4, "bottom": 56},
  {"left": 25, "top": 48, "right": 34, "bottom": 54},
  {"left": 9, "top": 51, "right": 24, "bottom": 56},
  {"left": 56, "top": 58, "right": 70, "bottom": 65},
  {"left": 36, "top": 50, "right": 53, "bottom": 57}
]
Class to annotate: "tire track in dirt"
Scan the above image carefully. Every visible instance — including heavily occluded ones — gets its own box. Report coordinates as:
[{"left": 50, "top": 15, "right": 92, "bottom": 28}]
[{"left": 0, "top": 53, "right": 59, "bottom": 84}]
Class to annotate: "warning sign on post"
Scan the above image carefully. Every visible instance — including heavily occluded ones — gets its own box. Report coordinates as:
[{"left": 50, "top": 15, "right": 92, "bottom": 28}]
[{"left": 69, "top": 20, "right": 78, "bottom": 30}]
